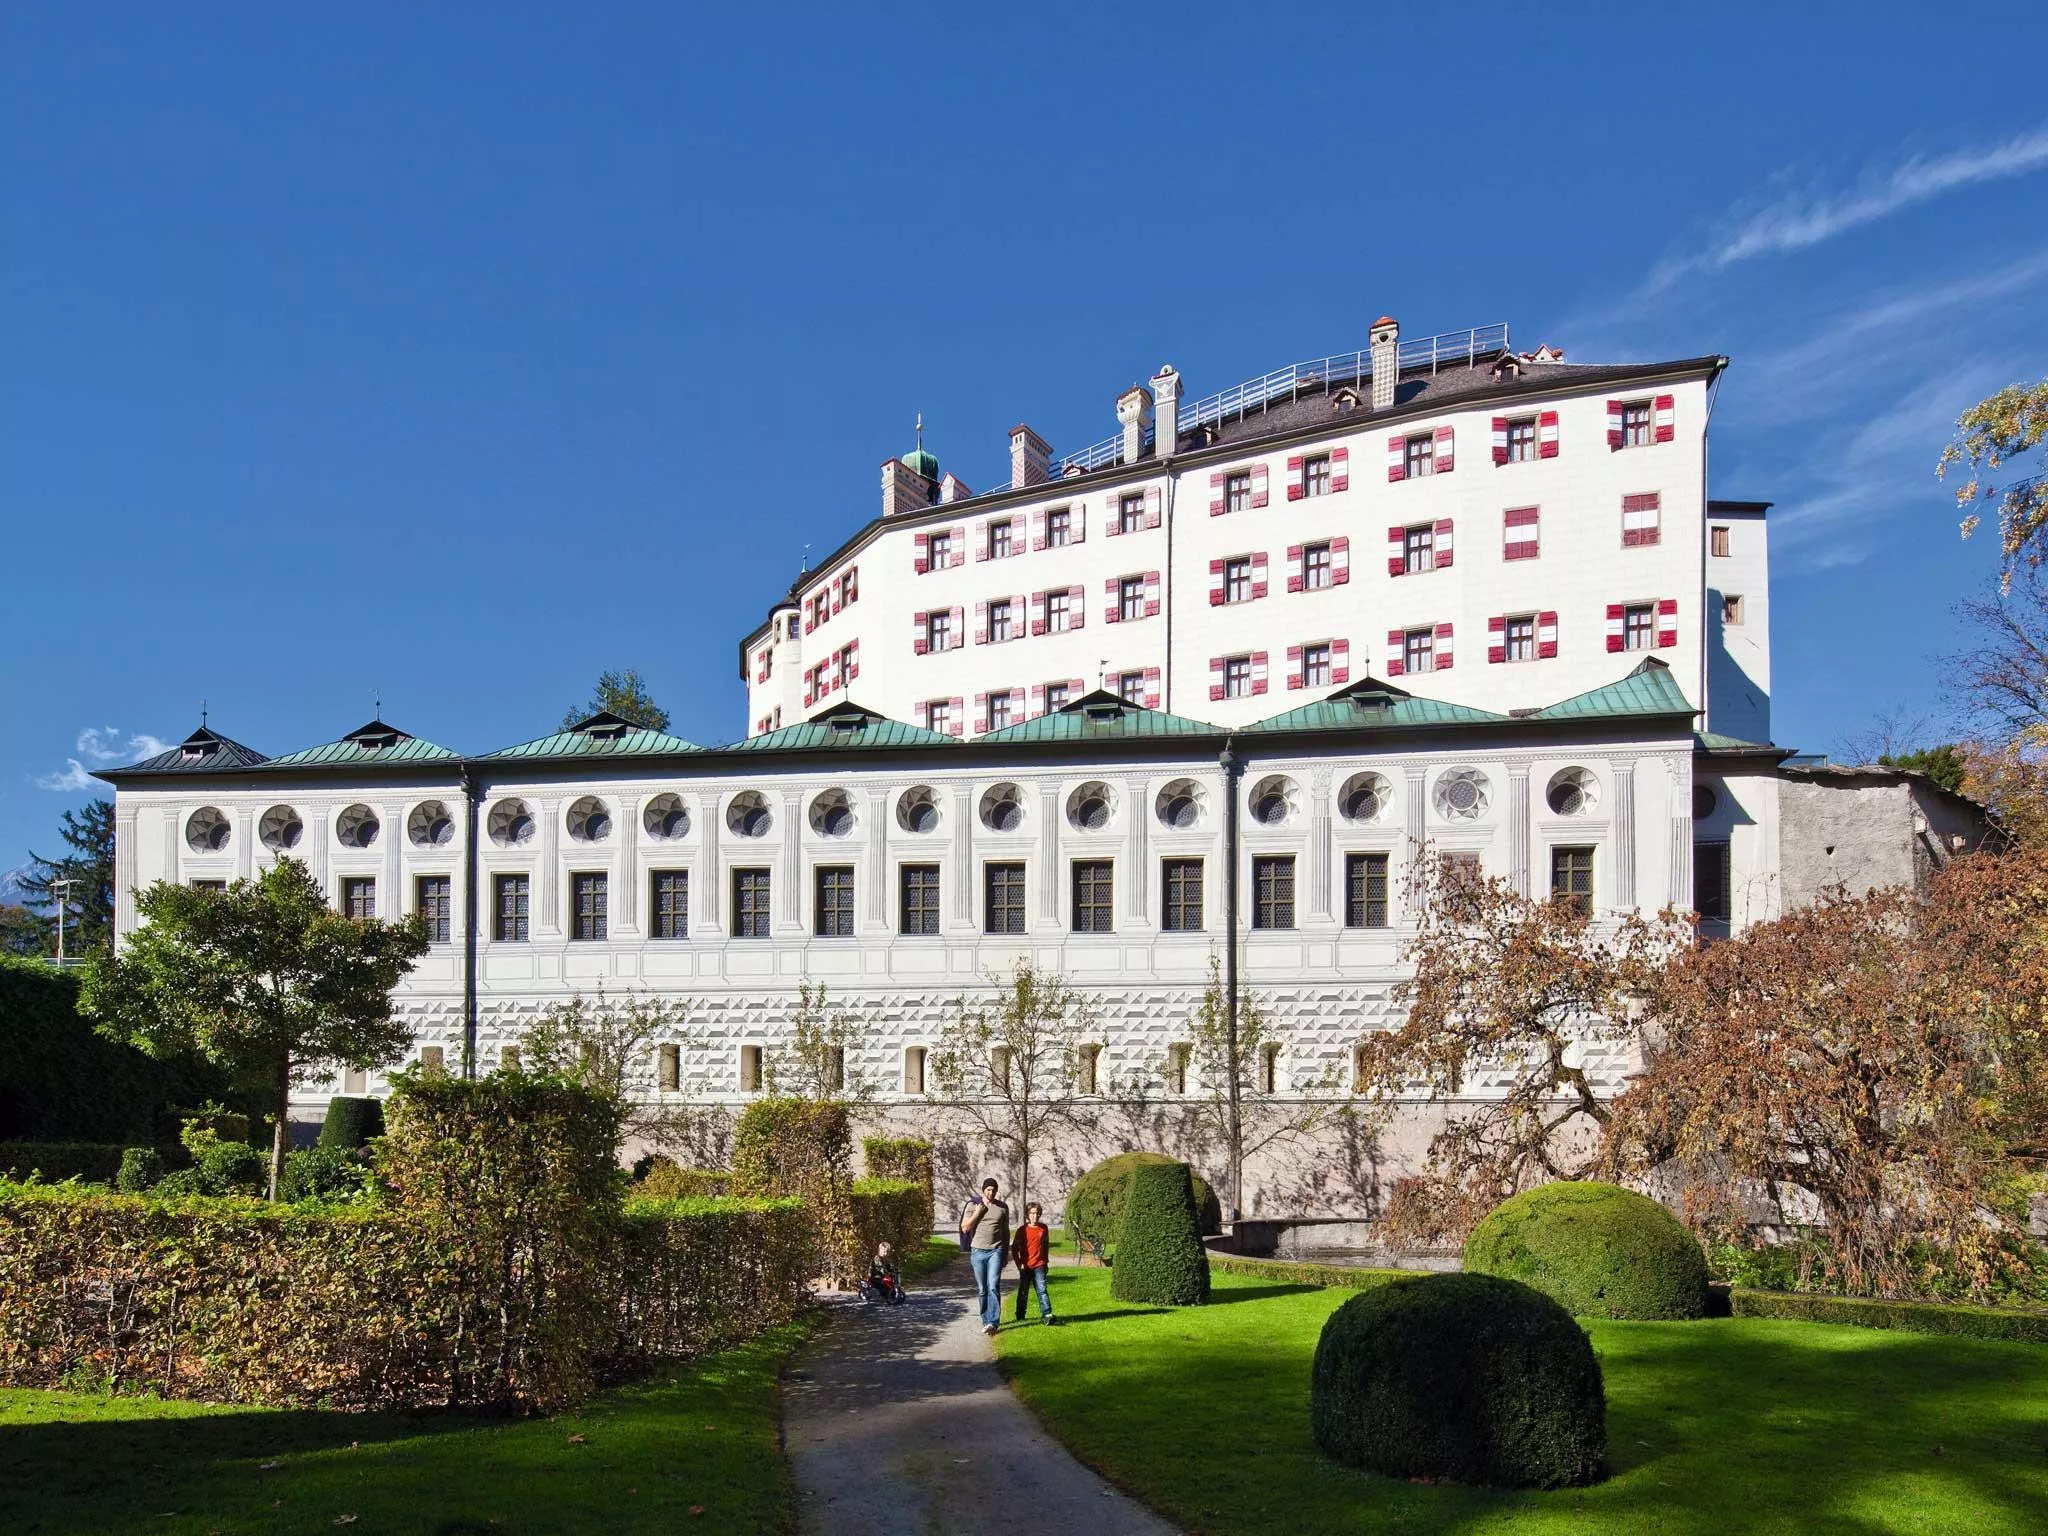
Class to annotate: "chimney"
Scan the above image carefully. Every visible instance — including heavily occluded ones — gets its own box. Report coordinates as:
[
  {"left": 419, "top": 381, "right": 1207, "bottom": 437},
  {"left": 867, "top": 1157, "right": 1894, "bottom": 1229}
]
[
  {"left": 1009, "top": 425, "right": 1051, "bottom": 489},
  {"left": 1150, "top": 365, "right": 1181, "bottom": 457},
  {"left": 1369, "top": 316, "right": 1400, "bottom": 412},
  {"left": 1116, "top": 383, "right": 1153, "bottom": 466},
  {"left": 881, "top": 456, "right": 937, "bottom": 518},
  {"left": 939, "top": 472, "right": 973, "bottom": 503}
]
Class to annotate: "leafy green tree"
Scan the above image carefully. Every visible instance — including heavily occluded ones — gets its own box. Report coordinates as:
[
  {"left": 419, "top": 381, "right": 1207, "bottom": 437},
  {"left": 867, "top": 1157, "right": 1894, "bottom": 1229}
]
[
  {"left": 1942, "top": 378, "right": 2048, "bottom": 586},
  {"left": 18, "top": 799, "right": 116, "bottom": 954},
  {"left": 82, "top": 858, "right": 429, "bottom": 1199},
  {"left": 1878, "top": 744, "right": 1968, "bottom": 794},
  {"left": 0, "top": 904, "right": 40, "bottom": 958},
  {"left": 562, "top": 668, "right": 670, "bottom": 731}
]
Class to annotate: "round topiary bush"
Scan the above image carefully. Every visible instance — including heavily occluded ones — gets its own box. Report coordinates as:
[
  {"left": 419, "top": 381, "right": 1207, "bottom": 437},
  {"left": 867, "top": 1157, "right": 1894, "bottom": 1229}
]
[
  {"left": 1311, "top": 1272, "right": 1606, "bottom": 1488},
  {"left": 1463, "top": 1181, "right": 1710, "bottom": 1321},
  {"left": 1108, "top": 1160, "right": 1211, "bottom": 1306},
  {"left": 318, "top": 1095, "right": 385, "bottom": 1151},
  {"left": 1067, "top": 1151, "right": 1222, "bottom": 1260}
]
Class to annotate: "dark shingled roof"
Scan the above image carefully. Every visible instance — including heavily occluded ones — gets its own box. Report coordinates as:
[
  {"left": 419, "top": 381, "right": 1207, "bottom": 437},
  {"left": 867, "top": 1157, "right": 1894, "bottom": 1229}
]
[{"left": 103, "top": 726, "right": 269, "bottom": 777}]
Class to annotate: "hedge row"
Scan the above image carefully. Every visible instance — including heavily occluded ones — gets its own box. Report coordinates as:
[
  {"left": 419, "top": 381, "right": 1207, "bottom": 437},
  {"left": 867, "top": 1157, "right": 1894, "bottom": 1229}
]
[
  {"left": 0, "top": 1142, "right": 130, "bottom": 1184},
  {"left": 1210, "top": 1252, "right": 1421, "bottom": 1291},
  {"left": 862, "top": 1137, "right": 935, "bottom": 1236},
  {"left": 0, "top": 1180, "right": 814, "bottom": 1410},
  {"left": 848, "top": 1177, "right": 928, "bottom": 1264},
  {"left": 1730, "top": 1288, "right": 2048, "bottom": 1344}
]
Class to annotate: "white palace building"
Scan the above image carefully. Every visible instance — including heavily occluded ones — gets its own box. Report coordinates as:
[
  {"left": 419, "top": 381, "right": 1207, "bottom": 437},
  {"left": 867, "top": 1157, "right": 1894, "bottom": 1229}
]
[{"left": 101, "top": 316, "right": 1907, "bottom": 1204}]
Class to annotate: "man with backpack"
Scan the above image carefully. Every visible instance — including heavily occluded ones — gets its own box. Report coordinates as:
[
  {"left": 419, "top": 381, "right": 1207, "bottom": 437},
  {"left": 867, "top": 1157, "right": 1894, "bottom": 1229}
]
[{"left": 959, "top": 1177, "right": 1011, "bottom": 1336}]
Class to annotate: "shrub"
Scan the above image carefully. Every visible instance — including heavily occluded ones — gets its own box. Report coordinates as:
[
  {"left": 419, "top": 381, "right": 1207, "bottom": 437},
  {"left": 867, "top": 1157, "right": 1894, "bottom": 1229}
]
[
  {"left": 1464, "top": 1181, "right": 1710, "bottom": 1320},
  {"left": 151, "top": 1168, "right": 204, "bottom": 1197},
  {"left": 0, "top": 1142, "right": 128, "bottom": 1184},
  {"left": 617, "top": 1196, "right": 812, "bottom": 1357},
  {"left": 318, "top": 1095, "right": 385, "bottom": 1150},
  {"left": 848, "top": 1177, "right": 927, "bottom": 1264},
  {"left": 1211, "top": 1253, "right": 1417, "bottom": 1291},
  {"left": 168, "top": 1106, "right": 253, "bottom": 1148},
  {"left": 862, "top": 1136, "right": 935, "bottom": 1236},
  {"left": 116, "top": 1147, "right": 163, "bottom": 1194},
  {"left": 1729, "top": 1288, "right": 2048, "bottom": 1343},
  {"left": 1311, "top": 1272, "right": 1607, "bottom": 1488},
  {"left": 1109, "top": 1161, "right": 1210, "bottom": 1306},
  {"left": 1068, "top": 1151, "right": 1222, "bottom": 1260},
  {"left": 731, "top": 1098, "right": 857, "bottom": 1284},
  {"left": 634, "top": 1157, "right": 731, "bottom": 1202},
  {"left": 196, "top": 1140, "right": 266, "bottom": 1196},
  {"left": 280, "top": 1146, "right": 370, "bottom": 1204}
]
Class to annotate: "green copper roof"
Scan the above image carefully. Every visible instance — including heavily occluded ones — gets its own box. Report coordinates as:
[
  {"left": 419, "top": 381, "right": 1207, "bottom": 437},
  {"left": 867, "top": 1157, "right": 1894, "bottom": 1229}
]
[
  {"left": 101, "top": 725, "right": 269, "bottom": 776},
  {"left": 1530, "top": 659, "right": 1696, "bottom": 721},
  {"left": 485, "top": 711, "right": 700, "bottom": 760},
  {"left": 264, "top": 719, "right": 459, "bottom": 768},
  {"left": 726, "top": 702, "right": 957, "bottom": 753},
  {"left": 901, "top": 446, "right": 940, "bottom": 482},
  {"left": 1696, "top": 730, "right": 1784, "bottom": 754},
  {"left": 976, "top": 691, "right": 1220, "bottom": 745},
  {"left": 1242, "top": 678, "right": 1504, "bottom": 735}
]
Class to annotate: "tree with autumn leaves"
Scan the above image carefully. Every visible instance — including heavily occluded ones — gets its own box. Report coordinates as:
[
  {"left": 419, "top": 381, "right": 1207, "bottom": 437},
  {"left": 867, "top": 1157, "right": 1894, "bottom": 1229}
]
[{"left": 1375, "top": 841, "right": 2047, "bottom": 1300}]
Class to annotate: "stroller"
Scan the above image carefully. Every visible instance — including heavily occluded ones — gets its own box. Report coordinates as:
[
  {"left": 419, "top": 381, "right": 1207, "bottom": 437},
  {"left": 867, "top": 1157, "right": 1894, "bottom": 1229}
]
[{"left": 858, "top": 1247, "right": 907, "bottom": 1306}]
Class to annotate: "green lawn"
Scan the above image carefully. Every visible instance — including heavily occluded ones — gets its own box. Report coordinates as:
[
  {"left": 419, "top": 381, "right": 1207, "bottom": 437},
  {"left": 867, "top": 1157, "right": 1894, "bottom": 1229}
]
[
  {"left": 0, "top": 1322, "right": 810, "bottom": 1536},
  {"left": 996, "top": 1267, "right": 2048, "bottom": 1536}
]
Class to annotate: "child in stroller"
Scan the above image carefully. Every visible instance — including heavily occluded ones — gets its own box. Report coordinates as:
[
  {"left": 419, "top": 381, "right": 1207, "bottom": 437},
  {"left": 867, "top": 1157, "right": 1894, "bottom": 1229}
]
[{"left": 862, "top": 1240, "right": 906, "bottom": 1305}]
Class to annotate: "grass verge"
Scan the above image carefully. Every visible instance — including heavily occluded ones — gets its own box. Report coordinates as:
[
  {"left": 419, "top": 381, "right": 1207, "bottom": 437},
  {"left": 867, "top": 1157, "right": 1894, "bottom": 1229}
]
[
  {"left": 0, "top": 1319, "right": 812, "bottom": 1536},
  {"left": 995, "top": 1267, "right": 2048, "bottom": 1536}
]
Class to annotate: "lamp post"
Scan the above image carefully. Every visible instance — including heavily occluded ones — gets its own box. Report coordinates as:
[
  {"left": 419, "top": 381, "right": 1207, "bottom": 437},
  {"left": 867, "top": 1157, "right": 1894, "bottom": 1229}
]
[{"left": 51, "top": 877, "right": 73, "bottom": 966}]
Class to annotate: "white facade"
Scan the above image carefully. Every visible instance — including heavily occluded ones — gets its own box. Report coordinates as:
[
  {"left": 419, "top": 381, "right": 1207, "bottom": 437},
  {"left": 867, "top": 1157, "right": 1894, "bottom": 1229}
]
[{"left": 744, "top": 321, "right": 1743, "bottom": 744}]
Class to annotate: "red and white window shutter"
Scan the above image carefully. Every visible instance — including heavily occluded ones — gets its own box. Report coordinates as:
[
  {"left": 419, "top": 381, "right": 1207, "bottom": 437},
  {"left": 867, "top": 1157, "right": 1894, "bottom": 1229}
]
[
  {"left": 1653, "top": 394, "right": 1676, "bottom": 443},
  {"left": 1287, "top": 454, "right": 1306, "bottom": 500},
  {"left": 1146, "top": 488, "right": 1162, "bottom": 528},
  {"left": 1250, "top": 651, "right": 1269, "bottom": 695},
  {"left": 914, "top": 532, "right": 930, "bottom": 574},
  {"left": 1386, "top": 524, "right": 1406, "bottom": 577},
  {"left": 1209, "top": 471, "right": 1227, "bottom": 516},
  {"left": 1330, "top": 447, "right": 1349, "bottom": 491},
  {"left": 1332, "top": 535, "right": 1350, "bottom": 584},
  {"left": 1285, "top": 643, "right": 1304, "bottom": 690},
  {"left": 1487, "top": 615, "right": 1507, "bottom": 665},
  {"left": 1491, "top": 416, "right": 1510, "bottom": 465},
  {"left": 1029, "top": 682, "right": 1046, "bottom": 716},
  {"left": 1539, "top": 410, "right": 1559, "bottom": 458},
  {"left": 1011, "top": 593, "right": 1027, "bottom": 638},
  {"left": 1103, "top": 576, "right": 1121, "bottom": 623},
  {"left": 1435, "top": 621, "right": 1455, "bottom": 670},
  {"left": 1069, "top": 583, "right": 1086, "bottom": 628},
  {"left": 1208, "top": 558, "right": 1226, "bottom": 606},
  {"left": 1385, "top": 435, "right": 1406, "bottom": 482},
  {"left": 1251, "top": 463, "right": 1269, "bottom": 506},
  {"left": 973, "top": 600, "right": 989, "bottom": 645},
  {"left": 1435, "top": 519, "right": 1455, "bottom": 568},
  {"left": 1622, "top": 492, "right": 1661, "bottom": 547},
  {"left": 1144, "top": 571, "right": 1160, "bottom": 616},
  {"left": 1031, "top": 510, "right": 1046, "bottom": 551},
  {"left": 1032, "top": 592, "right": 1048, "bottom": 636},
  {"left": 1385, "top": 627, "right": 1407, "bottom": 677},
  {"left": 1331, "top": 638, "right": 1351, "bottom": 685},
  {"left": 1250, "top": 551, "right": 1269, "bottom": 599},
  {"left": 1538, "top": 610, "right": 1559, "bottom": 658},
  {"left": 949, "top": 527, "right": 965, "bottom": 566},
  {"left": 1605, "top": 603, "right": 1626, "bottom": 652},
  {"left": 973, "top": 692, "right": 989, "bottom": 734},
  {"left": 1143, "top": 667, "right": 1160, "bottom": 709},
  {"left": 1606, "top": 400, "right": 1625, "bottom": 451},
  {"left": 1657, "top": 597, "right": 1679, "bottom": 647},
  {"left": 1504, "top": 505, "right": 1539, "bottom": 561},
  {"left": 1434, "top": 425, "right": 1455, "bottom": 473},
  {"left": 949, "top": 605, "right": 963, "bottom": 646},
  {"left": 1208, "top": 655, "right": 1227, "bottom": 701},
  {"left": 912, "top": 610, "right": 930, "bottom": 656},
  {"left": 844, "top": 640, "right": 859, "bottom": 681},
  {"left": 1286, "top": 543, "right": 1303, "bottom": 593},
  {"left": 973, "top": 521, "right": 990, "bottom": 561}
]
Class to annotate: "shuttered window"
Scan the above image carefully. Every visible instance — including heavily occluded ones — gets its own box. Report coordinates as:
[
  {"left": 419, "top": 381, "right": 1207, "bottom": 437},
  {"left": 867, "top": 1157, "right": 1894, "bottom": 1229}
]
[
  {"left": 1302, "top": 455, "right": 1332, "bottom": 497},
  {"left": 1303, "top": 542, "right": 1332, "bottom": 589},
  {"left": 1046, "top": 508, "right": 1071, "bottom": 547},
  {"left": 1505, "top": 417, "right": 1536, "bottom": 461},
  {"left": 1624, "top": 604, "right": 1656, "bottom": 650},
  {"left": 1302, "top": 643, "right": 1332, "bottom": 688},
  {"left": 1225, "top": 470, "right": 1252, "bottom": 511}
]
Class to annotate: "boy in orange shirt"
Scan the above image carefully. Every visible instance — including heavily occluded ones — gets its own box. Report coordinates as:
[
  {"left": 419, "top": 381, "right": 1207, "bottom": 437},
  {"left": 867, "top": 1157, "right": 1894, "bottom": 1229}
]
[{"left": 1010, "top": 1203, "right": 1058, "bottom": 1324}]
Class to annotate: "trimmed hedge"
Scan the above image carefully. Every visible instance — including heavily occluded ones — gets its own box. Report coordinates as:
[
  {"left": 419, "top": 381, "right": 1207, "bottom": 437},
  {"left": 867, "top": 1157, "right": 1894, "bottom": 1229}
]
[
  {"left": 1109, "top": 1161, "right": 1210, "bottom": 1306},
  {"left": 635, "top": 1158, "right": 732, "bottom": 1201},
  {"left": 0, "top": 1180, "right": 813, "bottom": 1410},
  {"left": 862, "top": 1136, "right": 935, "bottom": 1236},
  {"left": 1730, "top": 1288, "right": 2048, "bottom": 1344},
  {"left": 732, "top": 1099, "right": 857, "bottom": 1285},
  {"left": 848, "top": 1177, "right": 928, "bottom": 1265},
  {"left": 318, "top": 1096, "right": 384, "bottom": 1150},
  {"left": 0, "top": 1142, "right": 128, "bottom": 1184},
  {"left": 0, "top": 955, "right": 231, "bottom": 1144},
  {"left": 116, "top": 1147, "right": 163, "bottom": 1193},
  {"left": 1211, "top": 1252, "right": 1419, "bottom": 1291},
  {"left": 1464, "top": 1181, "right": 1710, "bottom": 1320},
  {"left": 1311, "top": 1272, "right": 1607, "bottom": 1488},
  {"left": 1068, "top": 1150, "right": 1222, "bottom": 1261}
]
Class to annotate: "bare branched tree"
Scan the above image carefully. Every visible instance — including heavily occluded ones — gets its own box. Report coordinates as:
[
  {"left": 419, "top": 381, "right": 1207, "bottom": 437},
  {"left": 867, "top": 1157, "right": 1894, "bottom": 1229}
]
[
  {"left": 764, "top": 981, "right": 876, "bottom": 1104},
  {"left": 514, "top": 987, "right": 716, "bottom": 1155}
]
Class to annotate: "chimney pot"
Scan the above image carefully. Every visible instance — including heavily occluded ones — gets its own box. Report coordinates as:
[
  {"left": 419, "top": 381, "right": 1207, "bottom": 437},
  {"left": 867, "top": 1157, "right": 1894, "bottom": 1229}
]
[
  {"left": 1150, "top": 365, "right": 1181, "bottom": 458},
  {"left": 1115, "top": 383, "right": 1153, "bottom": 467}
]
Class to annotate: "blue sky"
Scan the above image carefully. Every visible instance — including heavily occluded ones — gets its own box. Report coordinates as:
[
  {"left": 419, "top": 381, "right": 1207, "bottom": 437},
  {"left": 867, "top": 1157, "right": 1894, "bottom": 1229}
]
[{"left": 4, "top": 2, "right": 2047, "bottom": 878}]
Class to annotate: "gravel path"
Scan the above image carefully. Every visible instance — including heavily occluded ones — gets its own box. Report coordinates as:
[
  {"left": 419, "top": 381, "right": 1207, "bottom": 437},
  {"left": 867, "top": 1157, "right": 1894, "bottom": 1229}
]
[{"left": 782, "top": 1255, "right": 1179, "bottom": 1535}]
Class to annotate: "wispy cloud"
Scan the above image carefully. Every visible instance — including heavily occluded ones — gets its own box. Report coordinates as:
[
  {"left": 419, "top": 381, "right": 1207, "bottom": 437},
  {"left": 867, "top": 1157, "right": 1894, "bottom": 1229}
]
[
  {"left": 1646, "top": 127, "right": 2048, "bottom": 295},
  {"left": 36, "top": 726, "right": 169, "bottom": 792}
]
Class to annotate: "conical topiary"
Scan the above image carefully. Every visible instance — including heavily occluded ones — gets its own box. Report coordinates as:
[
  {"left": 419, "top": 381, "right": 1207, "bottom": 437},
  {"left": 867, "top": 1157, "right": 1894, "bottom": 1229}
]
[{"left": 1108, "top": 1159, "right": 1211, "bottom": 1306}]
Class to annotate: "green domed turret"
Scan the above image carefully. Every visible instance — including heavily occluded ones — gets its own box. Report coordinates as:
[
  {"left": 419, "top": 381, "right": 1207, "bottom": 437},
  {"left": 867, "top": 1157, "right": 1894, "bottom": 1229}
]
[{"left": 901, "top": 445, "right": 940, "bottom": 482}]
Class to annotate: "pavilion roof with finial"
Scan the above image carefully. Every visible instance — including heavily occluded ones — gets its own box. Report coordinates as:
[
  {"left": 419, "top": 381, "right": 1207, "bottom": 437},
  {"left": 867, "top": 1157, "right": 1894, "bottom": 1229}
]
[{"left": 100, "top": 724, "right": 270, "bottom": 776}]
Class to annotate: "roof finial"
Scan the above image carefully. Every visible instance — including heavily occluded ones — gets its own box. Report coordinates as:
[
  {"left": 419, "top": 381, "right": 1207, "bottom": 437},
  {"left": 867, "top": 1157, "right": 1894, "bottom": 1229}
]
[
  {"left": 374, "top": 694, "right": 381, "bottom": 719},
  {"left": 915, "top": 411, "right": 924, "bottom": 451},
  {"left": 200, "top": 698, "right": 208, "bottom": 728},
  {"left": 801, "top": 543, "right": 810, "bottom": 573}
]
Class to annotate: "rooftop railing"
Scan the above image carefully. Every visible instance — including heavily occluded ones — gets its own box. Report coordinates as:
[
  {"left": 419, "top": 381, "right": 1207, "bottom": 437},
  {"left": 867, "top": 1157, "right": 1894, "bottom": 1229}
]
[{"left": 1055, "top": 322, "right": 1510, "bottom": 475}]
